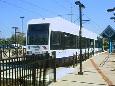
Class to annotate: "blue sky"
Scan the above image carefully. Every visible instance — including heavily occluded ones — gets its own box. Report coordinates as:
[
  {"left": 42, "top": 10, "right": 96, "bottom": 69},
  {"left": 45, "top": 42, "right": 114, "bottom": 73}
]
[{"left": 0, "top": 0, "right": 115, "bottom": 38}]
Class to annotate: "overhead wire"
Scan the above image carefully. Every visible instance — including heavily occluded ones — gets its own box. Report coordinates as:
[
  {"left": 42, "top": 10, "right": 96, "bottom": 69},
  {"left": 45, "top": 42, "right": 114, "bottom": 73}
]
[
  {"left": 0, "top": 0, "right": 77, "bottom": 20},
  {"left": 0, "top": 24, "right": 12, "bottom": 38},
  {"left": 52, "top": 0, "right": 69, "bottom": 11},
  {"left": 51, "top": 0, "right": 79, "bottom": 22},
  {"left": 0, "top": 0, "right": 66, "bottom": 17},
  {"left": 18, "top": 0, "right": 58, "bottom": 15},
  {"left": 0, "top": 0, "right": 43, "bottom": 17},
  {"left": 83, "top": 14, "right": 104, "bottom": 34}
]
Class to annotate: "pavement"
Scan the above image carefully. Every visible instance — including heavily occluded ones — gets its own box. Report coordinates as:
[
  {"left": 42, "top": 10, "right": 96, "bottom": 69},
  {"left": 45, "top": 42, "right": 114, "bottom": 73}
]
[{"left": 49, "top": 52, "right": 115, "bottom": 86}]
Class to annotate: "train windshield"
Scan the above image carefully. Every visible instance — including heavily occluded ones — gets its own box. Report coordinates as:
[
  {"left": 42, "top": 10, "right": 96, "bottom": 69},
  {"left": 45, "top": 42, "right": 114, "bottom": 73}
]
[{"left": 27, "top": 23, "right": 49, "bottom": 45}]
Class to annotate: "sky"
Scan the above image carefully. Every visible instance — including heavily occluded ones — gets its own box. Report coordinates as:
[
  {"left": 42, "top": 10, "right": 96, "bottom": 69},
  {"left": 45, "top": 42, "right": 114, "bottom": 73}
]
[{"left": 0, "top": 0, "right": 115, "bottom": 38}]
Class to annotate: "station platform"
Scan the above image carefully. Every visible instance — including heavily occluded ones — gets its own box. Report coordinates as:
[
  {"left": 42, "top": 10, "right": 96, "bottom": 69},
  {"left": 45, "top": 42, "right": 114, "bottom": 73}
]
[{"left": 49, "top": 52, "right": 115, "bottom": 86}]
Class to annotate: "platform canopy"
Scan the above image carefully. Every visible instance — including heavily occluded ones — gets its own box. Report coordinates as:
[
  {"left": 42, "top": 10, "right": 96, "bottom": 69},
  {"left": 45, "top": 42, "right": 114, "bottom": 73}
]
[{"left": 101, "top": 25, "right": 115, "bottom": 39}]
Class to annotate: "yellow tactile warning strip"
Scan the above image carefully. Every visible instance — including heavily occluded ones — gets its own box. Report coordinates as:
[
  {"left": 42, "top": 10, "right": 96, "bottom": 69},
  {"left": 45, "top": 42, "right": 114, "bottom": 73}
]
[{"left": 90, "top": 59, "right": 115, "bottom": 86}]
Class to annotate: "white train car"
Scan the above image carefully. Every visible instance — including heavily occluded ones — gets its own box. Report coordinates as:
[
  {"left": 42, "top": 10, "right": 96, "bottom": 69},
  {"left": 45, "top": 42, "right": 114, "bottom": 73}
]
[{"left": 26, "top": 17, "right": 101, "bottom": 58}]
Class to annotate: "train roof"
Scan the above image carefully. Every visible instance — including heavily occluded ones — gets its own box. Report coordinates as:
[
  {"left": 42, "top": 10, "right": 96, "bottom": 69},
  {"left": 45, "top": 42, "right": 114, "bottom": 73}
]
[{"left": 27, "top": 17, "right": 98, "bottom": 40}]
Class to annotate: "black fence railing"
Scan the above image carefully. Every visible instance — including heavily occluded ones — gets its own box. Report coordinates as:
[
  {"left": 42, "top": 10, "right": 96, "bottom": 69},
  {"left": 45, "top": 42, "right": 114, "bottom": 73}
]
[
  {"left": 0, "top": 53, "right": 55, "bottom": 86},
  {"left": 55, "top": 49, "right": 102, "bottom": 68}
]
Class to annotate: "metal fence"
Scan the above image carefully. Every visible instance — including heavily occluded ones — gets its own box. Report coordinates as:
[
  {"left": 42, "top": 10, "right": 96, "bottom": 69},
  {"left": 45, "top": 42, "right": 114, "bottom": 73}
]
[
  {"left": 0, "top": 53, "right": 55, "bottom": 86},
  {"left": 55, "top": 50, "right": 95, "bottom": 68}
]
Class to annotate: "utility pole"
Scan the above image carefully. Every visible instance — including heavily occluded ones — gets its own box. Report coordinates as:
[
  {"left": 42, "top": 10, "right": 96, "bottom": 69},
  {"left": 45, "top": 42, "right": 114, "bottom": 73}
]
[
  {"left": 12, "top": 27, "right": 18, "bottom": 47},
  {"left": 20, "top": 16, "right": 24, "bottom": 34},
  {"left": 75, "top": 1, "right": 85, "bottom": 75},
  {"left": 67, "top": 6, "right": 74, "bottom": 22},
  {"left": 12, "top": 27, "right": 19, "bottom": 57}
]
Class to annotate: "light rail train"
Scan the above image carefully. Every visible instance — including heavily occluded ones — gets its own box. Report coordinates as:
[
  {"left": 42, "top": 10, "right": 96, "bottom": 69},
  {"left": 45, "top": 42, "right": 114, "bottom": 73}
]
[{"left": 26, "top": 17, "right": 102, "bottom": 58}]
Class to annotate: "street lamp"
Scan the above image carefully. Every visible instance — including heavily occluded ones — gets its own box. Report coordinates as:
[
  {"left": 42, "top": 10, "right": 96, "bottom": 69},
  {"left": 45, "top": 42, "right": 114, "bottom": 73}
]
[
  {"left": 75, "top": 1, "right": 85, "bottom": 8},
  {"left": 82, "top": 20, "right": 90, "bottom": 24},
  {"left": 110, "top": 17, "right": 115, "bottom": 22},
  {"left": 20, "top": 16, "right": 24, "bottom": 34},
  {"left": 110, "top": 17, "right": 115, "bottom": 20},
  {"left": 107, "top": 7, "right": 115, "bottom": 12},
  {"left": 75, "top": 1, "right": 85, "bottom": 75},
  {"left": 107, "top": 8, "right": 115, "bottom": 22}
]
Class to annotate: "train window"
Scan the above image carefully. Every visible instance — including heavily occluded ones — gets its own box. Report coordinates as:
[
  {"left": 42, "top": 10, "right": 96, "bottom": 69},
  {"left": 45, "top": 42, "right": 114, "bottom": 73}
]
[
  {"left": 27, "top": 24, "right": 49, "bottom": 45},
  {"left": 90, "top": 39, "right": 94, "bottom": 48},
  {"left": 50, "top": 31, "right": 77, "bottom": 49},
  {"left": 63, "top": 33, "right": 75, "bottom": 49},
  {"left": 86, "top": 38, "right": 90, "bottom": 48},
  {"left": 50, "top": 31, "right": 80, "bottom": 49},
  {"left": 81, "top": 37, "right": 85, "bottom": 48},
  {"left": 77, "top": 36, "right": 79, "bottom": 48},
  {"left": 50, "top": 31, "right": 62, "bottom": 50},
  {"left": 84, "top": 37, "right": 87, "bottom": 48},
  {"left": 64, "top": 33, "right": 71, "bottom": 49},
  {"left": 95, "top": 40, "right": 98, "bottom": 48},
  {"left": 70, "top": 35, "right": 77, "bottom": 49},
  {"left": 70, "top": 35, "right": 76, "bottom": 48}
]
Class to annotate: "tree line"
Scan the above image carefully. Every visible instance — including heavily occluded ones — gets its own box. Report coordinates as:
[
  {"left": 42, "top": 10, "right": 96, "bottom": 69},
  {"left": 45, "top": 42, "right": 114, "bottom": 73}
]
[{"left": 0, "top": 33, "right": 26, "bottom": 46}]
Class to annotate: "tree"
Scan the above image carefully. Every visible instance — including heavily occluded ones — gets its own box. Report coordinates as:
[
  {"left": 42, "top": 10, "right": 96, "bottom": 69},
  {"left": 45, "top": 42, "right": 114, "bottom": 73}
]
[
  {"left": 17, "top": 33, "right": 26, "bottom": 45},
  {"left": 6, "top": 33, "right": 26, "bottom": 45},
  {"left": 0, "top": 38, "right": 7, "bottom": 45}
]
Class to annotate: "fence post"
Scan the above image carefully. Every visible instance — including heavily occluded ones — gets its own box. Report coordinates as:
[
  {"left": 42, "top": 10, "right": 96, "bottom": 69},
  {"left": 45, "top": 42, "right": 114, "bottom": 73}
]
[
  {"left": 43, "top": 53, "right": 49, "bottom": 86},
  {"left": 23, "top": 48, "right": 26, "bottom": 57},
  {"left": 9, "top": 49, "right": 11, "bottom": 58},
  {"left": 73, "top": 54, "right": 75, "bottom": 68},
  {"left": 39, "top": 65, "right": 42, "bottom": 86},
  {"left": 16, "top": 48, "right": 18, "bottom": 57},
  {"left": 85, "top": 49, "right": 86, "bottom": 60},
  {"left": 75, "top": 52, "right": 78, "bottom": 65},
  {"left": 88, "top": 48, "right": 89, "bottom": 59},
  {"left": 52, "top": 51, "right": 56, "bottom": 82},
  {"left": 32, "top": 55, "right": 36, "bottom": 86},
  {"left": 32, "top": 68, "right": 36, "bottom": 86},
  {"left": 93, "top": 48, "right": 94, "bottom": 56}
]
